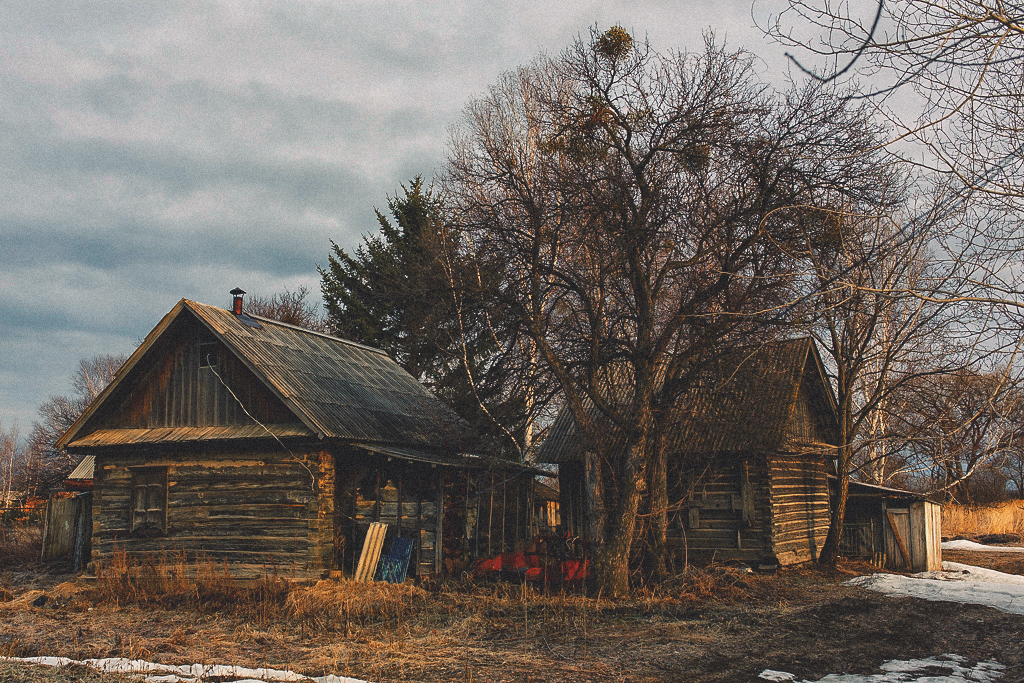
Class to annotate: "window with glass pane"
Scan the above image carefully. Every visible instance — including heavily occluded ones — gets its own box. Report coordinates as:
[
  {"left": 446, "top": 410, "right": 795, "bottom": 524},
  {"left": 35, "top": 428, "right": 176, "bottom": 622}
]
[{"left": 131, "top": 467, "right": 167, "bottom": 534}]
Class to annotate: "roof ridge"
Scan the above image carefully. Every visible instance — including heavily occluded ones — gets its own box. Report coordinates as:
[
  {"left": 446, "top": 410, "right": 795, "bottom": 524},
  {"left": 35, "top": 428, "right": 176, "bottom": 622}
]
[{"left": 182, "top": 299, "right": 390, "bottom": 357}]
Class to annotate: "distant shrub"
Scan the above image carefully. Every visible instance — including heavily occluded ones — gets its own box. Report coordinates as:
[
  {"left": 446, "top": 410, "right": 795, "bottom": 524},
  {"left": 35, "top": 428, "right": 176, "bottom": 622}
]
[{"left": 0, "top": 518, "right": 42, "bottom": 569}]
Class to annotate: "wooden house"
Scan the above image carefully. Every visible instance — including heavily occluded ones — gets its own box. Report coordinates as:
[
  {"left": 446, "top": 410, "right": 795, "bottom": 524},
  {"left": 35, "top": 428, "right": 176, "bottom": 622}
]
[
  {"left": 838, "top": 479, "right": 942, "bottom": 572},
  {"left": 56, "top": 293, "right": 541, "bottom": 579},
  {"left": 538, "top": 338, "right": 838, "bottom": 570}
]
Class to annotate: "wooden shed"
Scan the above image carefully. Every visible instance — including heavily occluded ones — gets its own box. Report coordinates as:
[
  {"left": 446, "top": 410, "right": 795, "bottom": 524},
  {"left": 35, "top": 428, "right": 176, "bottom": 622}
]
[
  {"left": 39, "top": 456, "right": 96, "bottom": 571},
  {"left": 538, "top": 338, "right": 838, "bottom": 570},
  {"left": 838, "top": 480, "right": 942, "bottom": 572},
  {"left": 56, "top": 295, "right": 541, "bottom": 579}
]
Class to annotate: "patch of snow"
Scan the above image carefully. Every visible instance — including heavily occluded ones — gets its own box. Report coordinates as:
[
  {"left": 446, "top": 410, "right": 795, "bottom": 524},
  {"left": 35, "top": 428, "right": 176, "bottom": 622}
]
[
  {"left": 942, "top": 540, "right": 1024, "bottom": 553},
  {"left": 924, "top": 562, "right": 1024, "bottom": 585},
  {"left": 759, "top": 654, "right": 1004, "bottom": 682},
  {"left": 846, "top": 562, "right": 1024, "bottom": 615},
  {"left": 0, "top": 656, "right": 365, "bottom": 683}
]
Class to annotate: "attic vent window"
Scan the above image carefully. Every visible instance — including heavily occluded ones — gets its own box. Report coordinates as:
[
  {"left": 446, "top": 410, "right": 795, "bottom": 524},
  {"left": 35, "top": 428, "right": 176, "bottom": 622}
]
[{"left": 199, "top": 342, "right": 218, "bottom": 368}]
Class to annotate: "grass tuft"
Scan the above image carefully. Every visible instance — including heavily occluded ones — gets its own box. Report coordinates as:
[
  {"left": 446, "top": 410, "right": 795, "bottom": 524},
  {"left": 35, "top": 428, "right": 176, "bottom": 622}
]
[{"left": 286, "top": 579, "right": 428, "bottom": 636}]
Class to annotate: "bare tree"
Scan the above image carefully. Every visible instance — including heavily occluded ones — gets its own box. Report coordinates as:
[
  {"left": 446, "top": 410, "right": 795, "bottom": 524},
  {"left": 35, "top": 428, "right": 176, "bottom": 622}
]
[
  {"left": 766, "top": 0, "right": 1024, "bottom": 203},
  {"left": 23, "top": 354, "right": 126, "bottom": 494},
  {"left": 787, "top": 183, "right": 1012, "bottom": 562},
  {"left": 0, "top": 422, "right": 21, "bottom": 504},
  {"left": 898, "top": 368, "right": 1021, "bottom": 504},
  {"left": 245, "top": 286, "right": 328, "bottom": 333},
  {"left": 1003, "top": 440, "right": 1024, "bottom": 499},
  {"left": 446, "top": 28, "right": 898, "bottom": 592}
]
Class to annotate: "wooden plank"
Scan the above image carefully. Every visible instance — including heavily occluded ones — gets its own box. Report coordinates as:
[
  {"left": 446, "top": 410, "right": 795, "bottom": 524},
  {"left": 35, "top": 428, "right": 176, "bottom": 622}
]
[
  {"left": 435, "top": 474, "right": 443, "bottom": 575},
  {"left": 354, "top": 522, "right": 387, "bottom": 582},
  {"left": 42, "top": 497, "right": 85, "bottom": 563},
  {"left": 886, "top": 511, "right": 912, "bottom": 570}
]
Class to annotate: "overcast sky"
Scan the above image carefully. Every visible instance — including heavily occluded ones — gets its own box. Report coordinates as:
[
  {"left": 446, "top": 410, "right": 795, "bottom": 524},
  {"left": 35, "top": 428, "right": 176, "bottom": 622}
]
[{"left": 0, "top": 0, "right": 808, "bottom": 430}]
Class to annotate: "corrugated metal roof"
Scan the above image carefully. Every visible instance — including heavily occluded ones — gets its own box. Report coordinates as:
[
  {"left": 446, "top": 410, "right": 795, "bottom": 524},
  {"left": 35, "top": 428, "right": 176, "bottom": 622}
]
[
  {"left": 359, "top": 443, "right": 474, "bottom": 467},
  {"left": 187, "top": 301, "right": 462, "bottom": 446},
  {"left": 59, "top": 298, "right": 465, "bottom": 455},
  {"left": 538, "top": 338, "right": 837, "bottom": 463},
  {"left": 356, "top": 443, "right": 548, "bottom": 475},
  {"left": 67, "top": 455, "right": 95, "bottom": 480},
  {"left": 845, "top": 478, "right": 940, "bottom": 504}
]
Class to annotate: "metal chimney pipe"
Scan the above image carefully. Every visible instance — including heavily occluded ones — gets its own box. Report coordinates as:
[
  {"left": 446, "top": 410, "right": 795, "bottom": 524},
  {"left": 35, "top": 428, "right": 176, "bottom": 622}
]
[{"left": 230, "top": 288, "right": 246, "bottom": 315}]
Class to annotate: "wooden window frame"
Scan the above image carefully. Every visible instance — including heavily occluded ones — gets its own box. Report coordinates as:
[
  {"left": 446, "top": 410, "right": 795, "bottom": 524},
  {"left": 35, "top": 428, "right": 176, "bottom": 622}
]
[{"left": 130, "top": 466, "right": 168, "bottom": 536}]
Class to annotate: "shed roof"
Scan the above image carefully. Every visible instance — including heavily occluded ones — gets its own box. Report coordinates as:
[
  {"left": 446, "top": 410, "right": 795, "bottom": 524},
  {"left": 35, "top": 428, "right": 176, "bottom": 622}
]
[
  {"left": 57, "top": 298, "right": 464, "bottom": 454},
  {"left": 67, "top": 455, "right": 95, "bottom": 481},
  {"left": 844, "top": 478, "right": 941, "bottom": 505},
  {"left": 537, "top": 337, "right": 839, "bottom": 463}
]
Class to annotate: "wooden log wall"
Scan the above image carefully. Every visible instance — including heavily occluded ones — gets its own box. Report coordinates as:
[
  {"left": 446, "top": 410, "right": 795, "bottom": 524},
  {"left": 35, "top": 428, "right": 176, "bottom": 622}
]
[
  {"left": 665, "top": 456, "right": 772, "bottom": 568},
  {"left": 91, "top": 447, "right": 323, "bottom": 579},
  {"left": 768, "top": 452, "right": 830, "bottom": 565}
]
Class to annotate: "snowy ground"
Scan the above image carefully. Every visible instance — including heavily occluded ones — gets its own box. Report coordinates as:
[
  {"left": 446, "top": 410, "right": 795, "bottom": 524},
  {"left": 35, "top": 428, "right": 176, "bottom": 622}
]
[
  {"left": 0, "top": 656, "right": 367, "bottom": 683},
  {"left": 942, "top": 540, "right": 1024, "bottom": 553},
  {"left": 846, "top": 539, "right": 1024, "bottom": 617},
  {"left": 758, "top": 654, "right": 1004, "bottom": 683},
  {"left": 846, "top": 562, "right": 1024, "bottom": 616},
  {"left": 759, "top": 541, "right": 1024, "bottom": 683}
]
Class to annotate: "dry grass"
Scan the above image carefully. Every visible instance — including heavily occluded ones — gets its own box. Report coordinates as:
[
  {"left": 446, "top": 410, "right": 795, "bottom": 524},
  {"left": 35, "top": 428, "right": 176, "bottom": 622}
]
[
  {"left": 287, "top": 578, "right": 429, "bottom": 635},
  {"left": 92, "top": 547, "right": 290, "bottom": 625},
  {"left": 0, "top": 522, "right": 42, "bottom": 570},
  {"left": 3, "top": 555, "right": 1024, "bottom": 682},
  {"left": 942, "top": 499, "right": 1024, "bottom": 540},
  {"left": 0, "top": 661, "right": 143, "bottom": 683}
]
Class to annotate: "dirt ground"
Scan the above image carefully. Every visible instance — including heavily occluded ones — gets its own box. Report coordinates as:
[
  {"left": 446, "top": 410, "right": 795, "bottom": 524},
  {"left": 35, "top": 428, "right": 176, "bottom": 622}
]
[{"left": 2, "top": 553, "right": 1024, "bottom": 683}]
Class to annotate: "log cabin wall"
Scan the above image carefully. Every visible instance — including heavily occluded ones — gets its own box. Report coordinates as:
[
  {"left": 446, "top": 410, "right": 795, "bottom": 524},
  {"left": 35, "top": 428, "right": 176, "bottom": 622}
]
[
  {"left": 91, "top": 446, "right": 326, "bottom": 579},
  {"left": 768, "top": 452, "right": 830, "bottom": 565},
  {"left": 665, "top": 455, "right": 773, "bottom": 568}
]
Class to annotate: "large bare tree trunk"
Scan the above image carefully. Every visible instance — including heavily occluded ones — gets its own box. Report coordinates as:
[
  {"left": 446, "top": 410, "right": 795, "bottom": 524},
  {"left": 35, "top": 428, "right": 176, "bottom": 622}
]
[
  {"left": 643, "top": 444, "right": 668, "bottom": 581},
  {"left": 819, "top": 446, "right": 850, "bottom": 565},
  {"left": 592, "top": 439, "right": 646, "bottom": 597}
]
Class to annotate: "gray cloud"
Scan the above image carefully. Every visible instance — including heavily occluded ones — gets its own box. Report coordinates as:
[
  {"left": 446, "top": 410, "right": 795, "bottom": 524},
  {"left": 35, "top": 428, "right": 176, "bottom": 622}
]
[{"left": 0, "top": 0, "right": 795, "bottom": 428}]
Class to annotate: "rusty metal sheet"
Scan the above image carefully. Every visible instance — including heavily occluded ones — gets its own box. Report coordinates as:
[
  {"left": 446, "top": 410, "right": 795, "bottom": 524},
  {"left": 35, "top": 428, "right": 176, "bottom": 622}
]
[{"left": 67, "top": 424, "right": 315, "bottom": 447}]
